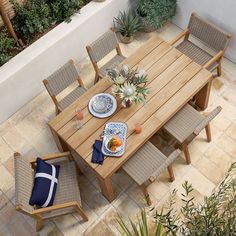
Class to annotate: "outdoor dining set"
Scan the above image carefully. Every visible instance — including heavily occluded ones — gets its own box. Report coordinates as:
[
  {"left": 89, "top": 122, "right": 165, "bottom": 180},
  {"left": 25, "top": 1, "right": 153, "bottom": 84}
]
[{"left": 14, "top": 12, "right": 231, "bottom": 231}]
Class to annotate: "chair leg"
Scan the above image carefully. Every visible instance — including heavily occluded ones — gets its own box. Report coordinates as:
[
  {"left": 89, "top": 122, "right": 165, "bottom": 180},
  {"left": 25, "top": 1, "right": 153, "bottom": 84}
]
[
  {"left": 205, "top": 124, "right": 212, "bottom": 142},
  {"left": 36, "top": 218, "right": 44, "bottom": 232},
  {"left": 217, "top": 63, "right": 222, "bottom": 77},
  {"left": 181, "top": 143, "right": 191, "bottom": 165},
  {"left": 141, "top": 184, "right": 152, "bottom": 206},
  {"left": 75, "top": 203, "right": 88, "bottom": 221},
  {"left": 94, "top": 74, "right": 100, "bottom": 84},
  {"left": 167, "top": 165, "right": 175, "bottom": 182}
]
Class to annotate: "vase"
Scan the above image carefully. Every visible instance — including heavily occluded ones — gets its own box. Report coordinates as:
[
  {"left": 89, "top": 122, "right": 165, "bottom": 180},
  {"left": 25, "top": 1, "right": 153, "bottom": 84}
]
[
  {"left": 123, "top": 99, "right": 132, "bottom": 108},
  {"left": 119, "top": 33, "right": 134, "bottom": 44}
]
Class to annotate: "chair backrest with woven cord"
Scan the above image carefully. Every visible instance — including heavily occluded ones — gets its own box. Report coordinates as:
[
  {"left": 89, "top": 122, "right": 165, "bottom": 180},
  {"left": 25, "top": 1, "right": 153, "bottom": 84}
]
[
  {"left": 88, "top": 30, "right": 119, "bottom": 63},
  {"left": 194, "top": 106, "right": 222, "bottom": 135},
  {"left": 188, "top": 13, "right": 231, "bottom": 52},
  {"left": 14, "top": 153, "right": 34, "bottom": 215},
  {"left": 44, "top": 60, "right": 79, "bottom": 97}
]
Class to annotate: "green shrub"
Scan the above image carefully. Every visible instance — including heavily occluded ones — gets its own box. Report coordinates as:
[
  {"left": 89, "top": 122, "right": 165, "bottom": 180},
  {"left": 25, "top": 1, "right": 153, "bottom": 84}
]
[
  {"left": 11, "top": 0, "right": 86, "bottom": 42},
  {"left": 0, "top": 29, "right": 15, "bottom": 66},
  {"left": 11, "top": 0, "right": 51, "bottom": 41},
  {"left": 136, "top": 0, "right": 177, "bottom": 29},
  {"left": 45, "top": 0, "right": 83, "bottom": 23},
  {"left": 118, "top": 162, "right": 236, "bottom": 235}
]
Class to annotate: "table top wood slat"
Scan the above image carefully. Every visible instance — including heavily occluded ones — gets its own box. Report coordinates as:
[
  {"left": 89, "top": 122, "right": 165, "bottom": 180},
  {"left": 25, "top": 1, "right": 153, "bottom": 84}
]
[
  {"left": 49, "top": 36, "right": 212, "bottom": 180},
  {"left": 65, "top": 43, "right": 181, "bottom": 149},
  {"left": 122, "top": 35, "right": 163, "bottom": 68},
  {"left": 76, "top": 54, "right": 193, "bottom": 160}
]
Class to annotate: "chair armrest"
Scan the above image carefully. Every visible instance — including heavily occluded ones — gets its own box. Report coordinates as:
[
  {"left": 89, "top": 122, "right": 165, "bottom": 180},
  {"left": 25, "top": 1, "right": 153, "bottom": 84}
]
[
  {"left": 32, "top": 201, "right": 78, "bottom": 215},
  {"left": 149, "top": 149, "right": 181, "bottom": 181},
  {"left": 203, "top": 50, "right": 224, "bottom": 69},
  {"left": 193, "top": 106, "right": 222, "bottom": 135},
  {"left": 30, "top": 152, "right": 72, "bottom": 165},
  {"left": 169, "top": 29, "right": 189, "bottom": 46}
]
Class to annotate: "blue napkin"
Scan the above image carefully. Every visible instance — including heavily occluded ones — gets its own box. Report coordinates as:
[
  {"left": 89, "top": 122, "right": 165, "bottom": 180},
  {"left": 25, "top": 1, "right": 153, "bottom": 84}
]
[{"left": 92, "top": 140, "right": 104, "bottom": 165}]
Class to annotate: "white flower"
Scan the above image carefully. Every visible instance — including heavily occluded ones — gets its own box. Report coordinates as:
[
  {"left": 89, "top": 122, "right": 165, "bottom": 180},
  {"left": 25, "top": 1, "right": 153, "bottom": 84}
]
[
  {"left": 114, "top": 75, "right": 126, "bottom": 85},
  {"left": 122, "top": 64, "right": 129, "bottom": 75},
  {"left": 111, "top": 85, "right": 120, "bottom": 94},
  {"left": 136, "top": 69, "right": 146, "bottom": 78},
  {"left": 120, "top": 82, "right": 137, "bottom": 101}
]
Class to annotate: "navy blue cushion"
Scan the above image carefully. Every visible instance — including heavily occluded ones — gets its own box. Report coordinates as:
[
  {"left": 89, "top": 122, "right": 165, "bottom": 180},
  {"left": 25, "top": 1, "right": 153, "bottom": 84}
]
[{"left": 29, "top": 158, "right": 60, "bottom": 207}]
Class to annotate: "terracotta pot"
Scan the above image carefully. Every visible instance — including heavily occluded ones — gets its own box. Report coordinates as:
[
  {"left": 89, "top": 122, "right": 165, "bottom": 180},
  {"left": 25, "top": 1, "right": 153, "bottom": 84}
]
[{"left": 119, "top": 33, "right": 134, "bottom": 44}]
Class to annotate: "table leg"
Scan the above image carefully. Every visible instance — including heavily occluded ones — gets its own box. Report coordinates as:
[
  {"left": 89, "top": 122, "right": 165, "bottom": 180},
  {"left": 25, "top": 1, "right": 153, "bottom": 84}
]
[
  {"left": 97, "top": 175, "right": 116, "bottom": 202},
  {"left": 195, "top": 81, "right": 212, "bottom": 110},
  {"left": 49, "top": 126, "right": 68, "bottom": 152}
]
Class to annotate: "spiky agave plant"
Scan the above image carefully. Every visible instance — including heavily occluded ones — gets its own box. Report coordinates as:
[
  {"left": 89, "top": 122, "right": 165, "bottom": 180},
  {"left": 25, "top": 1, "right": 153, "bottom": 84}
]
[{"left": 114, "top": 11, "right": 142, "bottom": 37}]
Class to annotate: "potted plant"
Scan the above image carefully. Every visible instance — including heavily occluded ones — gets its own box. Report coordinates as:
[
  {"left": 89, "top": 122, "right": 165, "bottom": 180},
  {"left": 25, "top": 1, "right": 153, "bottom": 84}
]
[
  {"left": 107, "top": 65, "right": 150, "bottom": 108},
  {"left": 136, "top": 0, "right": 177, "bottom": 32},
  {"left": 117, "top": 162, "right": 236, "bottom": 235},
  {"left": 114, "top": 11, "right": 142, "bottom": 44}
]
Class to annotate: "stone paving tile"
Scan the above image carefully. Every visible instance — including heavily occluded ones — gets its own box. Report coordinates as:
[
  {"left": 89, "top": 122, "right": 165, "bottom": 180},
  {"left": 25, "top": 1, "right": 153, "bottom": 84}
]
[
  {"left": 0, "top": 137, "right": 13, "bottom": 164},
  {"left": 0, "top": 164, "right": 14, "bottom": 193},
  {"left": 215, "top": 133, "right": 236, "bottom": 159},
  {"left": 2, "top": 126, "right": 27, "bottom": 151},
  {"left": 3, "top": 156, "right": 14, "bottom": 177}
]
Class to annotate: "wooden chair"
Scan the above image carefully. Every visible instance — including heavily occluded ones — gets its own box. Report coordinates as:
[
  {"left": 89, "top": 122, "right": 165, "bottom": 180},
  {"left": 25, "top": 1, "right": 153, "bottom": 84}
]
[
  {"left": 170, "top": 12, "right": 231, "bottom": 76},
  {"left": 43, "top": 60, "right": 86, "bottom": 114},
  {"left": 122, "top": 141, "right": 180, "bottom": 205},
  {"left": 163, "top": 104, "right": 222, "bottom": 164},
  {"left": 14, "top": 151, "right": 88, "bottom": 232},
  {"left": 86, "top": 29, "right": 126, "bottom": 84}
]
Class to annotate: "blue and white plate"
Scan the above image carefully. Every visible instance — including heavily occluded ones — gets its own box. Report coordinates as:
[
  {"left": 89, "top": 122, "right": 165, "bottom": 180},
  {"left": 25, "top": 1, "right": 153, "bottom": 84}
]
[
  {"left": 88, "top": 93, "right": 117, "bottom": 118},
  {"left": 102, "top": 122, "right": 128, "bottom": 157}
]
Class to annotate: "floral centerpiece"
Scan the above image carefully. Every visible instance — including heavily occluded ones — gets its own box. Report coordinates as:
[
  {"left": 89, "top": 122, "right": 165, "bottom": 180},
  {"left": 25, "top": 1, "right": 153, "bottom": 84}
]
[{"left": 107, "top": 65, "right": 150, "bottom": 107}]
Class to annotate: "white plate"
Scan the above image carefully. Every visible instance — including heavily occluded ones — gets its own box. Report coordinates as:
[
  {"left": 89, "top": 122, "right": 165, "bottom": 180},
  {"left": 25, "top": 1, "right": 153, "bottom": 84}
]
[
  {"left": 104, "top": 135, "right": 122, "bottom": 154},
  {"left": 88, "top": 93, "right": 117, "bottom": 118}
]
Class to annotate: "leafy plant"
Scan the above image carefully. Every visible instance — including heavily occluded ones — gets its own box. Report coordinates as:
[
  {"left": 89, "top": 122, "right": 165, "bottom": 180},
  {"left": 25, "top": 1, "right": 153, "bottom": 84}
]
[
  {"left": 117, "top": 162, "right": 236, "bottom": 235},
  {"left": 107, "top": 64, "right": 150, "bottom": 105},
  {"left": 45, "top": 0, "right": 83, "bottom": 23},
  {"left": 136, "top": 0, "right": 177, "bottom": 29},
  {"left": 11, "top": 0, "right": 51, "bottom": 41},
  {"left": 0, "top": 28, "right": 15, "bottom": 66},
  {"left": 114, "top": 11, "right": 142, "bottom": 37}
]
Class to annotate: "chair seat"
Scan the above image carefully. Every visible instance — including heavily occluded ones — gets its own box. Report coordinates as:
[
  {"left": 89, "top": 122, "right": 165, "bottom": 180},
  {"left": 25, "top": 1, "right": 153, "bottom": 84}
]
[
  {"left": 164, "top": 104, "right": 205, "bottom": 143},
  {"left": 122, "top": 142, "right": 177, "bottom": 185},
  {"left": 43, "top": 160, "right": 81, "bottom": 219},
  {"left": 100, "top": 54, "right": 126, "bottom": 76},
  {"left": 176, "top": 40, "right": 218, "bottom": 71},
  {"left": 58, "top": 86, "right": 86, "bottom": 111}
]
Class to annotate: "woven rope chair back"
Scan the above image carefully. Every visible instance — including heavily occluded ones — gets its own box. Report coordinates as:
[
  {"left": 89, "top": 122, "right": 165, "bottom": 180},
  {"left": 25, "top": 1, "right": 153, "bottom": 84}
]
[
  {"left": 89, "top": 30, "right": 119, "bottom": 62},
  {"left": 45, "top": 61, "right": 78, "bottom": 96},
  {"left": 188, "top": 13, "right": 230, "bottom": 51},
  {"left": 14, "top": 153, "right": 34, "bottom": 214}
]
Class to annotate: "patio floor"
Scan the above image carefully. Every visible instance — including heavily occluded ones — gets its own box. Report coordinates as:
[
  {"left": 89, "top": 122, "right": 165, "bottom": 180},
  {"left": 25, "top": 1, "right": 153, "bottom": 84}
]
[{"left": 0, "top": 23, "right": 236, "bottom": 236}]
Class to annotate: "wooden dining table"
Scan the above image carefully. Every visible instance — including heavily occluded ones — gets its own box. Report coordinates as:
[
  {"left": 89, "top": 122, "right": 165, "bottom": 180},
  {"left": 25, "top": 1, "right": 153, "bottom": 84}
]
[{"left": 49, "top": 35, "right": 213, "bottom": 202}]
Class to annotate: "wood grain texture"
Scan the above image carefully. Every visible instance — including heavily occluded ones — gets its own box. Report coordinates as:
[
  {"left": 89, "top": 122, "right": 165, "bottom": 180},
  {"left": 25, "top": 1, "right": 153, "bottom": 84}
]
[{"left": 49, "top": 36, "right": 212, "bottom": 199}]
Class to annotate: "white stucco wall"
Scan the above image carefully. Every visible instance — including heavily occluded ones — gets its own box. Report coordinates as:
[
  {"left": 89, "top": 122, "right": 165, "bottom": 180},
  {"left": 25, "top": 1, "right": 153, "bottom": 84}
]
[
  {"left": 0, "top": 0, "right": 133, "bottom": 123},
  {"left": 173, "top": 0, "right": 236, "bottom": 63}
]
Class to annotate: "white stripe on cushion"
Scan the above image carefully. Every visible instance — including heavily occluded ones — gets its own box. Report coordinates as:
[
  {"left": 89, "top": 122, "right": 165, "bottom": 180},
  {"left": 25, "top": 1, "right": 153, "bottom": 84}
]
[{"left": 35, "top": 165, "right": 58, "bottom": 207}]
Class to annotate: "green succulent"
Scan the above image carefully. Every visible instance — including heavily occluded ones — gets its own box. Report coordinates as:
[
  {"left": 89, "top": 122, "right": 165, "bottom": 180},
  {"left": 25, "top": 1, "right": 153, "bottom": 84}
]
[{"left": 114, "top": 11, "right": 142, "bottom": 37}]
